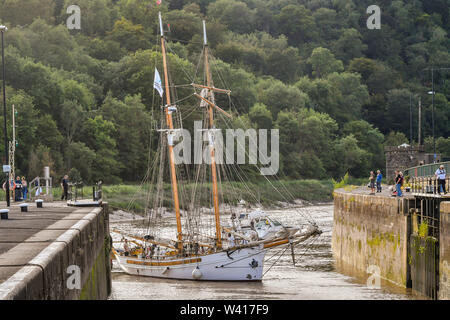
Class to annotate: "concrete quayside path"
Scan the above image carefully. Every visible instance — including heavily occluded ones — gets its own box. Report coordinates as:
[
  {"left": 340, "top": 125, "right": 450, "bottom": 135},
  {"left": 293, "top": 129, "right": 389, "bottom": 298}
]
[{"left": 0, "top": 201, "right": 111, "bottom": 300}]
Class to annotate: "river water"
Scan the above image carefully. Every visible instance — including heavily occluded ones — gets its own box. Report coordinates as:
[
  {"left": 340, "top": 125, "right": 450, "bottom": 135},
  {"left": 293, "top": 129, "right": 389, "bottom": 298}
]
[{"left": 109, "top": 204, "right": 423, "bottom": 300}]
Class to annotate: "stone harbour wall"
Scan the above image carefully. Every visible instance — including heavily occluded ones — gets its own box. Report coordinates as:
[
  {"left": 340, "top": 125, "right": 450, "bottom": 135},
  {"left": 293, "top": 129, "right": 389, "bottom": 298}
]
[
  {"left": 0, "top": 203, "right": 111, "bottom": 300},
  {"left": 332, "top": 190, "right": 411, "bottom": 287},
  {"left": 439, "top": 202, "right": 450, "bottom": 300}
]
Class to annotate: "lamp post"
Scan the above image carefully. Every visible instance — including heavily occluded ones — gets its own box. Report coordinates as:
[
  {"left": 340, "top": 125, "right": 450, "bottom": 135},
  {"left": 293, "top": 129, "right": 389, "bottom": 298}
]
[
  {"left": 0, "top": 25, "right": 10, "bottom": 207},
  {"left": 431, "top": 67, "right": 435, "bottom": 162}
]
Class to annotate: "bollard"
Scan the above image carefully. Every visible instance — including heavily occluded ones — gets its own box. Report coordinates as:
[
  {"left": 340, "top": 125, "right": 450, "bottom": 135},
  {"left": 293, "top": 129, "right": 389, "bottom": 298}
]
[
  {"left": 0, "top": 209, "right": 9, "bottom": 220},
  {"left": 35, "top": 199, "right": 44, "bottom": 208},
  {"left": 20, "top": 203, "right": 29, "bottom": 212}
]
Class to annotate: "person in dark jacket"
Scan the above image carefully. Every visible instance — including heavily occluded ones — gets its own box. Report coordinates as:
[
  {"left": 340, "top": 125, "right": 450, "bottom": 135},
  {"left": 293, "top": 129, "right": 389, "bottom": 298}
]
[
  {"left": 14, "top": 176, "right": 22, "bottom": 201},
  {"left": 61, "top": 175, "right": 69, "bottom": 200},
  {"left": 395, "top": 171, "right": 403, "bottom": 197}
]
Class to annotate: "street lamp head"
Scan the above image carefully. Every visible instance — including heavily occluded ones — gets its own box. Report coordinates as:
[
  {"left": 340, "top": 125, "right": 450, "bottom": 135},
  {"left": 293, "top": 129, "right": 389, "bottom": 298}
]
[
  {"left": 428, "top": 91, "right": 435, "bottom": 95},
  {"left": 0, "top": 25, "right": 7, "bottom": 32}
]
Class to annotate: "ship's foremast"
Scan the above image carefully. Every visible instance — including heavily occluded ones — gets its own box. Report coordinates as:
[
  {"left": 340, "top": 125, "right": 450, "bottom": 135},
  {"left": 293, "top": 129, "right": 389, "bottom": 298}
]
[{"left": 159, "top": 12, "right": 183, "bottom": 252}]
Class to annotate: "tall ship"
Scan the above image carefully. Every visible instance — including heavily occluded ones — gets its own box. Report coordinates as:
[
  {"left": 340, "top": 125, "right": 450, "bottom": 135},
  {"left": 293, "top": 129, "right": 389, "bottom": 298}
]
[{"left": 112, "top": 12, "right": 321, "bottom": 281}]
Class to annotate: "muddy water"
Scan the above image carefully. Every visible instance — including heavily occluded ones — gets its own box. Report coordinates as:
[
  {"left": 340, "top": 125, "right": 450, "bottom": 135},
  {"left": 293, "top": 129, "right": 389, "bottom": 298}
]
[{"left": 109, "top": 204, "right": 422, "bottom": 300}]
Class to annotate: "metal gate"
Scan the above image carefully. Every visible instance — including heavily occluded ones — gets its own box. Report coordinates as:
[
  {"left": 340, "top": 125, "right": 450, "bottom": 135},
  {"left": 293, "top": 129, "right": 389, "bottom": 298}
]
[{"left": 409, "top": 197, "right": 441, "bottom": 299}]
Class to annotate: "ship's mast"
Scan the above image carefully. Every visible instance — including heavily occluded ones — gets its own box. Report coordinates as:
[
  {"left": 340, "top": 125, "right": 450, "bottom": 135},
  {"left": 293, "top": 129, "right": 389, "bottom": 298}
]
[
  {"left": 159, "top": 12, "right": 183, "bottom": 251},
  {"left": 203, "top": 20, "right": 222, "bottom": 249}
]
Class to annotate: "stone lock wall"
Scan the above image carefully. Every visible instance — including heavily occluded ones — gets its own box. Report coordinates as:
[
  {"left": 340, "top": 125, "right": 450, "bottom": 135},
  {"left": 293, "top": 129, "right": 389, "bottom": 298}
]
[
  {"left": 2, "top": 204, "right": 111, "bottom": 300},
  {"left": 332, "top": 191, "right": 410, "bottom": 287},
  {"left": 440, "top": 202, "right": 450, "bottom": 300}
]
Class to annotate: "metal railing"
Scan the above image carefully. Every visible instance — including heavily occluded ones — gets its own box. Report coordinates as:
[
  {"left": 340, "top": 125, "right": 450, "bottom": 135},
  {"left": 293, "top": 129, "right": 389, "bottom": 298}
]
[
  {"left": 30, "top": 176, "right": 52, "bottom": 200},
  {"left": 410, "top": 175, "right": 449, "bottom": 196},
  {"left": 68, "top": 181, "right": 103, "bottom": 203},
  {"left": 93, "top": 181, "right": 103, "bottom": 202},
  {"left": 405, "top": 161, "right": 450, "bottom": 178}
]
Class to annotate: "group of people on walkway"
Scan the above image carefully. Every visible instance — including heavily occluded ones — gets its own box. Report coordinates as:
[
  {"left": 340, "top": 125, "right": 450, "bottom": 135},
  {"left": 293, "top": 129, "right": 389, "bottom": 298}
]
[
  {"left": 388, "top": 164, "right": 446, "bottom": 197},
  {"left": 2, "top": 176, "right": 28, "bottom": 201},
  {"left": 369, "top": 170, "right": 383, "bottom": 195},
  {"left": 1, "top": 173, "right": 71, "bottom": 202},
  {"left": 369, "top": 169, "right": 406, "bottom": 197}
]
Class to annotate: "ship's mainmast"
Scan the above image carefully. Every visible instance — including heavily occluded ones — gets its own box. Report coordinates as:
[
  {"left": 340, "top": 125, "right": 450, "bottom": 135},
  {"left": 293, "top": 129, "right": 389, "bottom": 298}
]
[{"left": 192, "top": 21, "right": 232, "bottom": 249}]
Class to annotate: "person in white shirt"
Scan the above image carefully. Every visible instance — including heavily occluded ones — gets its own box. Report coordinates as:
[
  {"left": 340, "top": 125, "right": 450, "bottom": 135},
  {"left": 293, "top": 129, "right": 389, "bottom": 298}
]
[{"left": 435, "top": 165, "right": 446, "bottom": 194}]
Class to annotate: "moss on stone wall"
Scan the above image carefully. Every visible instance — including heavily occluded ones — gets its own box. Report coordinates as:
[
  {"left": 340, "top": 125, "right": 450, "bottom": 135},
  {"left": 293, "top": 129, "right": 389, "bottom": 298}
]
[{"left": 79, "top": 244, "right": 108, "bottom": 300}]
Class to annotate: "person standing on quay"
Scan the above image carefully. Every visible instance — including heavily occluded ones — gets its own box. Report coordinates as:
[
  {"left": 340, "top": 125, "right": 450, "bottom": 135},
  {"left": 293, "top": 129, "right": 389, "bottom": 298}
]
[
  {"left": 435, "top": 165, "right": 446, "bottom": 195},
  {"left": 376, "top": 170, "right": 383, "bottom": 193},
  {"left": 395, "top": 171, "right": 403, "bottom": 197},
  {"left": 14, "top": 176, "right": 22, "bottom": 201},
  {"left": 369, "top": 171, "right": 375, "bottom": 195},
  {"left": 21, "top": 176, "right": 27, "bottom": 200},
  {"left": 61, "top": 175, "right": 69, "bottom": 200}
]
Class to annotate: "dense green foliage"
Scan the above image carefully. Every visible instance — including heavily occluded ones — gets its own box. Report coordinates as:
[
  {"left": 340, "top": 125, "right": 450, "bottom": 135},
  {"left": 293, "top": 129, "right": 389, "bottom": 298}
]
[{"left": 0, "top": 0, "right": 449, "bottom": 184}]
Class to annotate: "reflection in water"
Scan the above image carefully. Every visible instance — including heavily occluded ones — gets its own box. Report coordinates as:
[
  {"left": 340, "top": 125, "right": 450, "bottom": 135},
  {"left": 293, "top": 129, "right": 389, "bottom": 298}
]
[{"left": 109, "top": 204, "right": 422, "bottom": 300}]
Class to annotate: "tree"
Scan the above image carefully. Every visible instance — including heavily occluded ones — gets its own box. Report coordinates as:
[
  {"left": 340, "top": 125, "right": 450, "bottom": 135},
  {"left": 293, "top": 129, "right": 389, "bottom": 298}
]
[
  {"left": 342, "top": 120, "right": 385, "bottom": 171},
  {"left": 307, "top": 47, "right": 344, "bottom": 78},
  {"left": 65, "top": 142, "right": 96, "bottom": 182},
  {"left": 296, "top": 108, "right": 338, "bottom": 173},
  {"left": 0, "top": 0, "right": 55, "bottom": 26},
  {"left": 35, "top": 115, "right": 64, "bottom": 152},
  {"left": 313, "top": 8, "right": 341, "bottom": 41},
  {"left": 275, "top": 4, "right": 317, "bottom": 46},
  {"left": 61, "top": 0, "right": 115, "bottom": 36},
  {"left": 87, "top": 38, "right": 126, "bottom": 62},
  {"left": 207, "top": 0, "right": 256, "bottom": 34},
  {"left": 7, "top": 90, "right": 39, "bottom": 176},
  {"left": 166, "top": 10, "right": 202, "bottom": 42},
  {"left": 275, "top": 111, "right": 300, "bottom": 156},
  {"left": 27, "top": 145, "right": 55, "bottom": 178},
  {"left": 81, "top": 115, "right": 121, "bottom": 183},
  {"left": 61, "top": 80, "right": 95, "bottom": 110},
  {"left": 60, "top": 100, "right": 85, "bottom": 144},
  {"left": 115, "top": 0, "right": 161, "bottom": 30},
  {"left": 326, "top": 72, "right": 369, "bottom": 123},
  {"left": 333, "top": 28, "right": 367, "bottom": 64},
  {"left": 256, "top": 79, "right": 308, "bottom": 119},
  {"left": 249, "top": 103, "right": 272, "bottom": 129},
  {"left": 384, "top": 89, "right": 413, "bottom": 136},
  {"left": 384, "top": 131, "right": 408, "bottom": 147},
  {"left": 101, "top": 94, "right": 151, "bottom": 180},
  {"left": 332, "top": 135, "right": 369, "bottom": 178},
  {"left": 106, "top": 17, "right": 149, "bottom": 52}
]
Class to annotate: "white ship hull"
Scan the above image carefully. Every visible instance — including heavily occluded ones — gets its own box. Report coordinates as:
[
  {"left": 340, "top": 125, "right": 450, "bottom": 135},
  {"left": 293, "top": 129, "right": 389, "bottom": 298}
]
[{"left": 114, "top": 245, "right": 265, "bottom": 281}]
